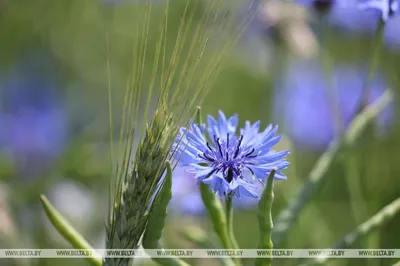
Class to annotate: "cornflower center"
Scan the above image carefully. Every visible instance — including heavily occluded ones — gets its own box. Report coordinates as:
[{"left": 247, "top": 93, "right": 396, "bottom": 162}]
[
  {"left": 198, "top": 133, "right": 258, "bottom": 183},
  {"left": 313, "top": 0, "right": 333, "bottom": 14}
]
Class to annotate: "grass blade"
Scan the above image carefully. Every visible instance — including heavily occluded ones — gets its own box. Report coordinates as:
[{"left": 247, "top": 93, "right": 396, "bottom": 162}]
[
  {"left": 299, "top": 197, "right": 400, "bottom": 266},
  {"left": 272, "top": 89, "right": 394, "bottom": 245}
]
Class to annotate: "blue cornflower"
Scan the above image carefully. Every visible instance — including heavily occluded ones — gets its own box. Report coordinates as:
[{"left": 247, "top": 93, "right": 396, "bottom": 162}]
[
  {"left": 174, "top": 111, "right": 289, "bottom": 199},
  {"left": 273, "top": 59, "right": 394, "bottom": 150},
  {"left": 0, "top": 54, "right": 68, "bottom": 179}
]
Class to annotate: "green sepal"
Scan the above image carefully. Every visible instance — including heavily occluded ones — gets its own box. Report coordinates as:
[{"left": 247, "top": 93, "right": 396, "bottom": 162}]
[{"left": 255, "top": 169, "right": 276, "bottom": 266}]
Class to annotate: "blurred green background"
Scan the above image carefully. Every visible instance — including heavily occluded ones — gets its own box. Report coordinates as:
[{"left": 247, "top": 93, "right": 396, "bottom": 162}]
[{"left": 0, "top": 1, "right": 399, "bottom": 266}]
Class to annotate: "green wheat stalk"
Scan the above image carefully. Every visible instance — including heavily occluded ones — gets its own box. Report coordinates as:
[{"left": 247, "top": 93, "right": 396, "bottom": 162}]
[
  {"left": 105, "top": 1, "right": 258, "bottom": 266},
  {"left": 39, "top": 2, "right": 259, "bottom": 265}
]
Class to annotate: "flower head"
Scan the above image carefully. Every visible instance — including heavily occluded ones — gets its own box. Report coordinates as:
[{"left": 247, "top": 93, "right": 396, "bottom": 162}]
[{"left": 174, "top": 111, "right": 289, "bottom": 199}]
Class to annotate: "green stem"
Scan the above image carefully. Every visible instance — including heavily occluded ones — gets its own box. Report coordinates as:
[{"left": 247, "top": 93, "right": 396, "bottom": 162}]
[
  {"left": 182, "top": 226, "right": 235, "bottom": 266},
  {"left": 272, "top": 90, "right": 394, "bottom": 246},
  {"left": 255, "top": 170, "right": 276, "bottom": 266},
  {"left": 357, "top": 19, "right": 386, "bottom": 114},
  {"left": 225, "top": 194, "right": 239, "bottom": 250},
  {"left": 343, "top": 155, "right": 378, "bottom": 266},
  {"left": 319, "top": 18, "right": 344, "bottom": 138},
  {"left": 195, "top": 106, "right": 239, "bottom": 266},
  {"left": 336, "top": 198, "right": 400, "bottom": 248},
  {"left": 200, "top": 184, "right": 240, "bottom": 266},
  {"left": 344, "top": 155, "right": 368, "bottom": 224},
  {"left": 299, "top": 197, "right": 400, "bottom": 266},
  {"left": 199, "top": 183, "right": 229, "bottom": 249},
  {"left": 40, "top": 195, "right": 102, "bottom": 266},
  {"left": 151, "top": 244, "right": 190, "bottom": 266},
  {"left": 343, "top": 17, "right": 386, "bottom": 243},
  {"left": 318, "top": 21, "right": 369, "bottom": 228}
]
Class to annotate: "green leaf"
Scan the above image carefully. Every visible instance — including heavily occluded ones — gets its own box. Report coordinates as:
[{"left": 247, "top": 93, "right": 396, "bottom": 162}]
[
  {"left": 255, "top": 169, "right": 276, "bottom": 266},
  {"left": 142, "top": 162, "right": 173, "bottom": 248},
  {"left": 142, "top": 162, "right": 190, "bottom": 266},
  {"left": 40, "top": 195, "right": 102, "bottom": 266}
]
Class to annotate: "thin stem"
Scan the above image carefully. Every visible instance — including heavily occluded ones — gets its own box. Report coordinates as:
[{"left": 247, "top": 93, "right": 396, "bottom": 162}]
[
  {"left": 105, "top": 31, "right": 114, "bottom": 227},
  {"left": 343, "top": 155, "right": 379, "bottom": 266},
  {"left": 272, "top": 90, "right": 394, "bottom": 246},
  {"left": 182, "top": 226, "right": 235, "bottom": 266},
  {"left": 225, "top": 193, "right": 240, "bottom": 250},
  {"left": 40, "top": 195, "right": 102, "bottom": 266},
  {"left": 299, "top": 197, "right": 400, "bottom": 266},
  {"left": 336, "top": 198, "right": 400, "bottom": 248},
  {"left": 151, "top": 244, "right": 190, "bottom": 266},
  {"left": 357, "top": 19, "right": 386, "bottom": 114},
  {"left": 319, "top": 16, "right": 344, "bottom": 138},
  {"left": 344, "top": 155, "right": 368, "bottom": 223},
  {"left": 343, "top": 19, "right": 386, "bottom": 244}
]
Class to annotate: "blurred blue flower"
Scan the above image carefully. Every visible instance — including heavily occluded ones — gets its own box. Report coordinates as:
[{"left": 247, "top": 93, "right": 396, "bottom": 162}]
[
  {"left": 273, "top": 60, "right": 394, "bottom": 150},
  {"left": 295, "top": 0, "right": 400, "bottom": 49},
  {"left": 174, "top": 111, "right": 289, "bottom": 199},
  {"left": 169, "top": 167, "right": 206, "bottom": 214},
  {"left": 358, "top": 0, "right": 399, "bottom": 21},
  {"left": 296, "top": 0, "right": 399, "bottom": 19},
  {"left": 0, "top": 54, "right": 68, "bottom": 178}
]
